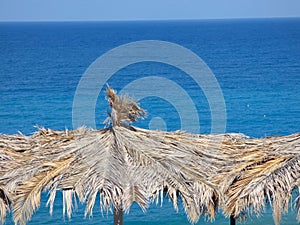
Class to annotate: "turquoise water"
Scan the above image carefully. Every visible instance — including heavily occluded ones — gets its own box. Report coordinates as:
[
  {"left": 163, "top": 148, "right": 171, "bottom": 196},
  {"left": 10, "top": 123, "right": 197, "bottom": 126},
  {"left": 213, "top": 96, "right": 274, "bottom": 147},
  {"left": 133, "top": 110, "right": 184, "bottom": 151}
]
[{"left": 0, "top": 18, "right": 300, "bottom": 224}]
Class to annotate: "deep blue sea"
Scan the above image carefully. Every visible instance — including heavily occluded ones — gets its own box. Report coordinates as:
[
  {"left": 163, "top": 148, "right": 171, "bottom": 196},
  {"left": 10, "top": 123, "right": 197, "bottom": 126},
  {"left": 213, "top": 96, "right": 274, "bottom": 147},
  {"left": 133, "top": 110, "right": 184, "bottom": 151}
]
[{"left": 0, "top": 18, "right": 300, "bottom": 225}]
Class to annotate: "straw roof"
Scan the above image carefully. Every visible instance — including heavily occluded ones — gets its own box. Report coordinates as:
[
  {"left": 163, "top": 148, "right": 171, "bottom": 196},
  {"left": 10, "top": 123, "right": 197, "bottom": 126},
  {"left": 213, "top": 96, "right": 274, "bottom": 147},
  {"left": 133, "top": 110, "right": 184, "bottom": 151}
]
[
  {"left": 0, "top": 86, "right": 299, "bottom": 225},
  {"left": 219, "top": 132, "right": 300, "bottom": 225}
]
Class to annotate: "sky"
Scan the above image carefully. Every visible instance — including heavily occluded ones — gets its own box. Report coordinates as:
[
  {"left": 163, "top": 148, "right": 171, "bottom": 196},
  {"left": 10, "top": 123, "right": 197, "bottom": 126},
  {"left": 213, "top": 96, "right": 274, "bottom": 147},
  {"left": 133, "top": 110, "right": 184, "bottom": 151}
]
[{"left": 0, "top": 0, "right": 300, "bottom": 22}]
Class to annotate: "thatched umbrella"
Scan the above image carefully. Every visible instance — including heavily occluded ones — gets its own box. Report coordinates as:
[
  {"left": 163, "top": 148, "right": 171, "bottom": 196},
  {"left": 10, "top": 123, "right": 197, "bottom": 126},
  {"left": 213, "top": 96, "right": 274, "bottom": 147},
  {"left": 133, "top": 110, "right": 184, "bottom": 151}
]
[
  {"left": 215, "top": 132, "right": 300, "bottom": 225},
  {"left": 0, "top": 86, "right": 226, "bottom": 225}
]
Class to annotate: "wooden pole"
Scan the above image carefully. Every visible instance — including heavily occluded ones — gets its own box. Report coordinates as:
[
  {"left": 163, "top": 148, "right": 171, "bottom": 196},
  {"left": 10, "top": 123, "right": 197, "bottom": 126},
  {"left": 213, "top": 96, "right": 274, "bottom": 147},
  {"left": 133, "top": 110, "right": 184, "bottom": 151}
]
[
  {"left": 230, "top": 215, "right": 236, "bottom": 225},
  {"left": 114, "top": 207, "right": 124, "bottom": 225}
]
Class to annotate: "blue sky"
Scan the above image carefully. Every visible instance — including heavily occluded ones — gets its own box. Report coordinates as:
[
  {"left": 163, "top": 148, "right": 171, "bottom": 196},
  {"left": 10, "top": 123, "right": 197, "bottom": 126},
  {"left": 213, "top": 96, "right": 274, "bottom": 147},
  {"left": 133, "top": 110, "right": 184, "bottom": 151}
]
[{"left": 0, "top": 0, "right": 300, "bottom": 21}]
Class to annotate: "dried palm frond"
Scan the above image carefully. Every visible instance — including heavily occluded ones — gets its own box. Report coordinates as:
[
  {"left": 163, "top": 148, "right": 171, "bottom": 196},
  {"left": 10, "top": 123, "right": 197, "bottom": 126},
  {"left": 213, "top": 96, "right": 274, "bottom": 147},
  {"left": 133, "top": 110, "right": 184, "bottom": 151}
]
[
  {"left": 0, "top": 186, "right": 10, "bottom": 224},
  {"left": 105, "top": 85, "right": 146, "bottom": 126},
  {"left": 0, "top": 133, "right": 32, "bottom": 223}
]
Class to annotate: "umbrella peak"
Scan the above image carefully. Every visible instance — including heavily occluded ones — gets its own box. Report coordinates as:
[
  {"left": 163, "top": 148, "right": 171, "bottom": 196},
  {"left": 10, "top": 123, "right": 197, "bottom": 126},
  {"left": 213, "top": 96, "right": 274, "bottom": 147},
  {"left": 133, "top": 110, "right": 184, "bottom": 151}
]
[{"left": 105, "top": 85, "right": 146, "bottom": 127}]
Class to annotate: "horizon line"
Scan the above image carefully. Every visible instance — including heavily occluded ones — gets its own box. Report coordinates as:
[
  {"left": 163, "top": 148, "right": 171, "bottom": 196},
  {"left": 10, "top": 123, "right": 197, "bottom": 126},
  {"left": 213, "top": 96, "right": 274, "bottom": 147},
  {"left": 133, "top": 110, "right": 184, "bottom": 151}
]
[{"left": 0, "top": 16, "right": 299, "bottom": 23}]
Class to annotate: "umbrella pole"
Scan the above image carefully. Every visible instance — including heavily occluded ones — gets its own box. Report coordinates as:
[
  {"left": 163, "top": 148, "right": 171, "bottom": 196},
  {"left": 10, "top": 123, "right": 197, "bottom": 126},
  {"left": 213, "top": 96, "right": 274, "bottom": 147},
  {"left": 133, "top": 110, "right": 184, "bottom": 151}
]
[
  {"left": 114, "top": 207, "right": 124, "bottom": 225},
  {"left": 230, "top": 215, "right": 236, "bottom": 225}
]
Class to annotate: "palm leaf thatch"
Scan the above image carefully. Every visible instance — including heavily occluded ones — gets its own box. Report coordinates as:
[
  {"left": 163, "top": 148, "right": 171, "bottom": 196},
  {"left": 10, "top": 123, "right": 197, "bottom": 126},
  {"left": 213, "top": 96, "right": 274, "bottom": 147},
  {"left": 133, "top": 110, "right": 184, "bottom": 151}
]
[
  {"left": 218, "top": 133, "right": 300, "bottom": 225},
  {"left": 0, "top": 86, "right": 299, "bottom": 225},
  {"left": 0, "top": 133, "right": 34, "bottom": 223},
  {"left": 0, "top": 86, "right": 224, "bottom": 225}
]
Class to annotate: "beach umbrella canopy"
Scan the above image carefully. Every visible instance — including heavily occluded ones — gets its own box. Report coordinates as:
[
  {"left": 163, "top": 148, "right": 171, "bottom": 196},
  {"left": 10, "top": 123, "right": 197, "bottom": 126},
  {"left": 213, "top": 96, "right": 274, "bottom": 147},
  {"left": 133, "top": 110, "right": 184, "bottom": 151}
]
[
  {"left": 217, "top": 132, "right": 300, "bottom": 225},
  {"left": 0, "top": 86, "right": 226, "bottom": 225}
]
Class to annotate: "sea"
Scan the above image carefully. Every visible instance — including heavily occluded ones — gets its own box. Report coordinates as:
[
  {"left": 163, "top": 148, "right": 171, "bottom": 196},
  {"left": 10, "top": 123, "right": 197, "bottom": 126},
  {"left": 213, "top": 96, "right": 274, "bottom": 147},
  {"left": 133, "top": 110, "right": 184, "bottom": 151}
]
[{"left": 0, "top": 18, "right": 300, "bottom": 225}]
